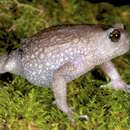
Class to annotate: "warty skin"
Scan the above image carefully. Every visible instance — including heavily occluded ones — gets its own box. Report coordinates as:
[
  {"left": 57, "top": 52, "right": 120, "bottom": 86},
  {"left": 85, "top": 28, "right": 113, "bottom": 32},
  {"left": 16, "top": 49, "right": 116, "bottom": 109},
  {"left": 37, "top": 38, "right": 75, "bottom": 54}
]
[{"left": 0, "top": 23, "right": 130, "bottom": 123}]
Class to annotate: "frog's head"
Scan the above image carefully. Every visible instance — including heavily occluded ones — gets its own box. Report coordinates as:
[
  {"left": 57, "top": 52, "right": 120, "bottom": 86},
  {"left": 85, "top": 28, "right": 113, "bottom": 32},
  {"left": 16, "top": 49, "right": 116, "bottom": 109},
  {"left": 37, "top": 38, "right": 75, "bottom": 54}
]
[{"left": 99, "top": 23, "right": 130, "bottom": 60}]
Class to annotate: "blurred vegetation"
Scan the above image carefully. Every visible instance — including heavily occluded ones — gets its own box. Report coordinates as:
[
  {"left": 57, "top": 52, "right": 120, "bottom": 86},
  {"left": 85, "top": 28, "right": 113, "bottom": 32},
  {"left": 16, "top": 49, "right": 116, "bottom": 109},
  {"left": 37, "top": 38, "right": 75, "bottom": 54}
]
[{"left": 0, "top": 0, "right": 130, "bottom": 129}]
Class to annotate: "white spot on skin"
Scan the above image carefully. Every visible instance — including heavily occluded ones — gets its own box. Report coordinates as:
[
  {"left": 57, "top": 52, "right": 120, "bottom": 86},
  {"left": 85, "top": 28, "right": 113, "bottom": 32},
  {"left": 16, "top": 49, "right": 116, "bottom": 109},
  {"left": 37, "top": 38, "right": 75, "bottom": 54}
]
[
  {"left": 73, "top": 38, "right": 79, "bottom": 43},
  {"left": 52, "top": 55, "right": 56, "bottom": 59},
  {"left": 46, "top": 62, "right": 50, "bottom": 66},
  {"left": 35, "top": 51, "right": 39, "bottom": 55},
  {"left": 38, "top": 65, "right": 42, "bottom": 69},
  {"left": 25, "top": 55, "right": 29, "bottom": 60},
  {"left": 35, "top": 64, "right": 38, "bottom": 67},
  {"left": 84, "top": 51, "right": 87, "bottom": 55},
  {"left": 40, "top": 53, "right": 44, "bottom": 59},
  {"left": 68, "top": 48, "right": 72, "bottom": 52},
  {"left": 38, "top": 69, "right": 42, "bottom": 74},
  {"left": 65, "top": 57, "right": 68, "bottom": 61},
  {"left": 42, "top": 76, "right": 46, "bottom": 80},
  {"left": 60, "top": 58, "right": 63, "bottom": 62},
  {"left": 30, "top": 64, "right": 32, "bottom": 67},
  {"left": 77, "top": 49, "right": 81, "bottom": 54},
  {"left": 60, "top": 53, "right": 63, "bottom": 57},
  {"left": 48, "top": 52, "right": 52, "bottom": 57},
  {"left": 70, "top": 51, "right": 73, "bottom": 56},
  {"left": 51, "top": 64, "right": 55, "bottom": 69},
  {"left": 65, "top": 49, "right": 68, "bottom": 53},
  {"left": 33, "top": 47, "right": 38, "bottom": 52},
  {"left": 5, "top": 60, "right": 16, "bottom": 72},
  {"left": 31, "top": 55, "right": 35, "bottom": 59},
  {"left": 32, "top": 72, "right": 36, "bottom": 75}
]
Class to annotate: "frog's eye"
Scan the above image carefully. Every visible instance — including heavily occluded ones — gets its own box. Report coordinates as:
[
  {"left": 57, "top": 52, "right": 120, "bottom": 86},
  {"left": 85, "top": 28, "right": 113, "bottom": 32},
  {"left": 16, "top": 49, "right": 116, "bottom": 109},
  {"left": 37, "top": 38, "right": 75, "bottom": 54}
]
[{"left": 109, "top": 29, "right": 121, "bottom": 42}]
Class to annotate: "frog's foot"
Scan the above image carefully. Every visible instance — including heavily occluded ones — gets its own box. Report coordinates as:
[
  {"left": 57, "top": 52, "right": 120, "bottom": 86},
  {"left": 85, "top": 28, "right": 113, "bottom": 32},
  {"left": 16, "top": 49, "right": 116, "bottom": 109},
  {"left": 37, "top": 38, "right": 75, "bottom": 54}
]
[
  {"left": 101, "top": 79, "right": 130, "bottom": 93},
  {"left": 65, "top": 107, "right": 75, "bottom": 124},
  {"left": 66, "top": 110, "right": 89, "bottom": 124},
  {"left": 52, "top": 100, "right": 75, "bottom": 124}
]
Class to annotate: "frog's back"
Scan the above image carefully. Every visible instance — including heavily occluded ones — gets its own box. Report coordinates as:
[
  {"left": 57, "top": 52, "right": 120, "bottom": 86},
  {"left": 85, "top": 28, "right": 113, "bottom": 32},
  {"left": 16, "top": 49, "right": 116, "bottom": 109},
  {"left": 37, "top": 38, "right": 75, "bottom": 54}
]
[{"left": 21, "top": 24, "right": 108, "bottom": 50}]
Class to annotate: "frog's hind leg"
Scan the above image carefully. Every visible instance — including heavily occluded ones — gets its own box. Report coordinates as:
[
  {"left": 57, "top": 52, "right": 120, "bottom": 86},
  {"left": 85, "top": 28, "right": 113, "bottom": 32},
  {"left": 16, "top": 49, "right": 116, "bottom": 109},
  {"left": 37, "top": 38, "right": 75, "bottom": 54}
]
[
  {"left": 52, "top": 58, "right": 91, "bottom": 123},
  {"left": 100, "top": 61, "right": 130, "bottom": 93},
  {"left": 52, "top": 62, "right": 75, "bottom": 124}
]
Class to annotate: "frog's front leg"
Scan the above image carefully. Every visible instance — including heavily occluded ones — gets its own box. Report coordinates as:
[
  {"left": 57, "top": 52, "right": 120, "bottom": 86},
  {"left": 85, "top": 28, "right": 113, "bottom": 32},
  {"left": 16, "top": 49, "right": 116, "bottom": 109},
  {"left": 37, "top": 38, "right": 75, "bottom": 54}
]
[
  {"left": 100, "top": 61, "right": 130, "bottom": 92},
  {"left": 52, "top": 57, "right": 91, "bottom": 123}
]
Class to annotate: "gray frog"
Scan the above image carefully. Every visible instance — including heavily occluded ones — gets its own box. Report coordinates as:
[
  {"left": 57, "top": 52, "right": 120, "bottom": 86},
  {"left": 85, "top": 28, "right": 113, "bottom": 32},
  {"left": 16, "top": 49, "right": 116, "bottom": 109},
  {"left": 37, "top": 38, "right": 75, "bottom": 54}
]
[{"left": 0, "top": 23, "right": 130, "bottom": 123}]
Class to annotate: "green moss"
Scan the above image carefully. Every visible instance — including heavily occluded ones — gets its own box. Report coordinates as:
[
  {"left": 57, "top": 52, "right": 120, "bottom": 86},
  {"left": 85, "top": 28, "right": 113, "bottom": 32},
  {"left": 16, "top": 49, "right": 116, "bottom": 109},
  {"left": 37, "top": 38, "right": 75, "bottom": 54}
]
[{"left": 0, "top": 0, "right": 130, "bottom": 129}]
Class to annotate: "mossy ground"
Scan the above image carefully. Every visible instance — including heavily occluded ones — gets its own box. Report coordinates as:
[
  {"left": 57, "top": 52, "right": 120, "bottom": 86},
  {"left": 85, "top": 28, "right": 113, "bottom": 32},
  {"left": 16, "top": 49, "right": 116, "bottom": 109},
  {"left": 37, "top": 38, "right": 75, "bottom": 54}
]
[{"left": 0, "top": 0, "right": 130, "bottom": 130}]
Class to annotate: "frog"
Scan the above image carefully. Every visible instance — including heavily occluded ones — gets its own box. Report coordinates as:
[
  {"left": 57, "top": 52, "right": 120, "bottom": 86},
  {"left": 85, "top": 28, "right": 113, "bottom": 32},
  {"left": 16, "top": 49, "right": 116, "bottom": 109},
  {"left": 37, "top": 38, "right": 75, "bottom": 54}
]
[{"left": 0, "top": 23, "right": 129, "bottom": 123}]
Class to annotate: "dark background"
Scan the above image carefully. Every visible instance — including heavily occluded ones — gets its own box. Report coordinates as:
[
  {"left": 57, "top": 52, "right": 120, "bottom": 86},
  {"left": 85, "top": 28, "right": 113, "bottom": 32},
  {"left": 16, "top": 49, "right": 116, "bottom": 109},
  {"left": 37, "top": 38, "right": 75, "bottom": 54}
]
[{"left": 87, "top": 0, "right": 130, "bottom": 6}]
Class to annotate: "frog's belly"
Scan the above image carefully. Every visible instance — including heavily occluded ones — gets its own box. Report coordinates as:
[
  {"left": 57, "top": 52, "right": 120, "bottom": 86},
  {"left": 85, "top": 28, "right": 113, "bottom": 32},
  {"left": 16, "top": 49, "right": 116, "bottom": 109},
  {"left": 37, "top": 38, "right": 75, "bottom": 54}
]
[
  {"left": 23, "top": 66, "right": 56, "bottom": 87},
  {"left": 22, "top": 54, "right": 71, "bottom": 87}
]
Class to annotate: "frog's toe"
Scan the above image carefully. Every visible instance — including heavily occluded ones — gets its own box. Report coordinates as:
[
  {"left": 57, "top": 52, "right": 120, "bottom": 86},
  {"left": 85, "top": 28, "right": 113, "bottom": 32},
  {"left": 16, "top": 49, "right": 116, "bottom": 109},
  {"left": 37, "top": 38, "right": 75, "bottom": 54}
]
[
  {"left": 79, "top": 114, "right": 89, "bottom": 120},
  {"left": 100, "top": 84, "right": 110, "bottom": 88},
  {"left": 100, "top": 79, "right": 130, "bottom": 93}
]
